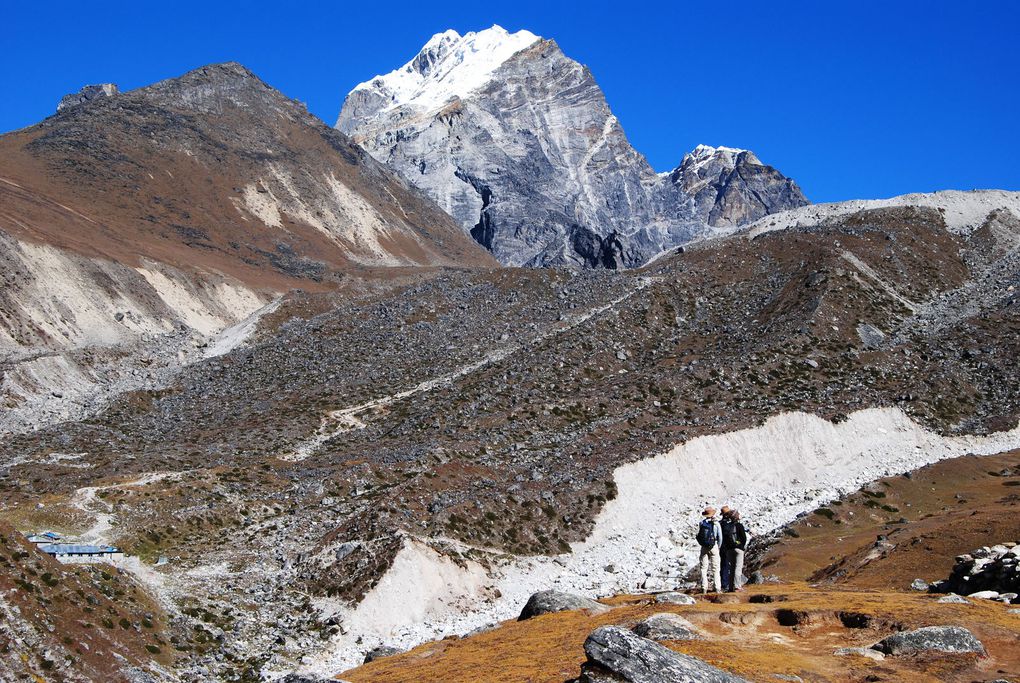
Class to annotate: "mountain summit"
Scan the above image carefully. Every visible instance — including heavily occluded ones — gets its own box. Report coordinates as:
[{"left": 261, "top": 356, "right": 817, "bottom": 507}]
[
  {"left": 338, "top": 26, "right": 807, "bottom": 268},
  {"left": 343, "top": 25, "right": 539, "bottom": 120}
]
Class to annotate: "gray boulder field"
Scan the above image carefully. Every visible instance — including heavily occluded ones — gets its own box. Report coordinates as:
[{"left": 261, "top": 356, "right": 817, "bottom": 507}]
[
  {"left": 576, "top": 626, "right": 749, "bottom": 682},
  {"left": 871, "top": 626, "right": 985, "bottom": 656}
]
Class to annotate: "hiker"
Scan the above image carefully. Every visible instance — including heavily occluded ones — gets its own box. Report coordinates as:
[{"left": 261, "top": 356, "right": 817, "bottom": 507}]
[
  {"left": 721, "top": 509, "right": 750, "bottom": 591},
  {"left": 696, "top": 507, "right": 723, "bottom": 593},
  {"left": 720, "top": 508, "right": 735, "bottom": 591}
]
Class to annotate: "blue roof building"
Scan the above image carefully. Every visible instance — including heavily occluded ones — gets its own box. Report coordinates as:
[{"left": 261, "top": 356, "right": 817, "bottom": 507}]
[{"left": 38, "top": 542, "right": 123, "bottom": 564}]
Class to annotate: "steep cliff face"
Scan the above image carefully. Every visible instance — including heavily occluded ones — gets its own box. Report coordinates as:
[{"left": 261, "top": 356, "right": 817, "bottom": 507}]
[{"left": 338, "top": 26, "right": 807, "bottom": 268}]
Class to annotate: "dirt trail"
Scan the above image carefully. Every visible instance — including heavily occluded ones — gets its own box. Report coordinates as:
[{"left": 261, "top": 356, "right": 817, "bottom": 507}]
[
  {"left": 72, "top": 471, "right": 179, "bottom": 544},
  {"left": 282, "top": 276, "right": 658, "bottom": 462},
  {"left": 68, "top": 471, "right": 186, "bottom": 610}
]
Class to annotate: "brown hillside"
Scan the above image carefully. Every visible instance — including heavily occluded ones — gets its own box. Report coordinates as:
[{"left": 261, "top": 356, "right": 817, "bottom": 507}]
[{"left": 0, "top": 62, "right": 495, "bottom": 292}]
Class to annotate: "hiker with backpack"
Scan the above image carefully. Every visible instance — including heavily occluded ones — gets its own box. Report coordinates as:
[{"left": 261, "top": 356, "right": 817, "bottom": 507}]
[
  {"left": 696, "top": 507, "right": 723, "bottom": 593},
  {"left": 721, "top": 509, "right": 750, "bottom": 591}
]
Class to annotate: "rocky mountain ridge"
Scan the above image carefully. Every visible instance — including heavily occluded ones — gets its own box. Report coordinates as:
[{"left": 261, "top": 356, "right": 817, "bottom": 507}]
[
  {"left": 0, "top": 62, "right": 493, "bottom": 433},
  {"left": 338, "top": 26, "right": 808, "bottom": 267}
]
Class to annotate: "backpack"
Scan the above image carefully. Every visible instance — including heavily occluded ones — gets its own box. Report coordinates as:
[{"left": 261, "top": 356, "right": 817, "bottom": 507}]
[
  {"left": 720, "top": 519, "right": 736, "bottom": 549},
  {"left": 696, "top": 519, "right": 717, "bottom": 547}
]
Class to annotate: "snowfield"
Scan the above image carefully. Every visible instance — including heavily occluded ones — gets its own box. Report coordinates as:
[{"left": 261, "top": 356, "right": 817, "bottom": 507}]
[
  {"left": 347, "top": 25, "right": 540, "bottom": 117},
  {"left": 296, "top": 406, "right": 1020, "bottom": 675}
]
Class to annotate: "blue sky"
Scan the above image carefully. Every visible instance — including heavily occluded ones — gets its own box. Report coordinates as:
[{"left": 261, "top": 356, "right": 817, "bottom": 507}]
[{"left": 3, "top": 1, "right": 1017, "bottom": 203}]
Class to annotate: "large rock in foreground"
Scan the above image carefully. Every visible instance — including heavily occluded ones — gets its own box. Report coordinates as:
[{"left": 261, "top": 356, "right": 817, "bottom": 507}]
[
  {"left": 518, "top": 590, "right": 609, "bottom": 620},
  {"left": 577, "top": 625, "right": 749, "bottom": 682},
  {"left": 871, "top": 626, "right": 985, "bottom": 656}
]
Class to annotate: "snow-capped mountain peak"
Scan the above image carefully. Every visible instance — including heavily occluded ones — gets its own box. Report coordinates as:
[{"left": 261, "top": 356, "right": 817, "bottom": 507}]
[
  {"left": 685, "top": 144, "right": 756, "bottom": 167},
  {"left": 348, "top": 25, "right": 540, "bottom": 116}
]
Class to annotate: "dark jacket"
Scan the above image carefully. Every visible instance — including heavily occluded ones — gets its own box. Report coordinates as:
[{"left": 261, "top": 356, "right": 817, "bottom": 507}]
[{"left": 721, "top": 520, "right": 748, "bottom": 550}]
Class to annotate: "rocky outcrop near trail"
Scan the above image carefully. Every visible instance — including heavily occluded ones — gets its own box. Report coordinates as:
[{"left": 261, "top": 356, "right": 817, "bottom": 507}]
[
  {"left": 0, "top": 62, "right": 493, "bottom": 430},
  {"left": 575, "top": 625, "right": 748, "bottom": 683},
  {"left": 871, "top": 625, "right": 986, "bottom": 656},
  {"left": 337, "top": 27, "right": 806, "bottom": 268},
  {"left": 929, "top": 542, "right": 1020, "bottom": 600}
]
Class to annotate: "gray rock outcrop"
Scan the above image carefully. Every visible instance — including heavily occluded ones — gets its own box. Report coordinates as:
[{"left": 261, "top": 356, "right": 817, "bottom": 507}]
[
  {"left": 57, "top": 83, "right": 119, "bottom": 112},
  {"left": 871, "top": 626, "right": 985, "bottom": 656},
  {"left": 928, "top": 542, "right": 1020, "bottom": 599},
  {"left": 632, "top": 613, "right": 701, "bottom": 641},
  {"left": 577, "top": 625, "right": 749, "bottom": 682},
  {"left": 518, "top": 590, "right": 609, "bottom": 620},
  {"left": 337, "top": 27, "right": 807, "bottom": 268}
]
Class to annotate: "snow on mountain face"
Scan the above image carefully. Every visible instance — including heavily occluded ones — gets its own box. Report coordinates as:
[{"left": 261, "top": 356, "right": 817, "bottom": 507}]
[
  {"left": 346, "top": 26, "right": 539, "bottom": 120},
  {"left": 337, "top": 28, "right": 807, "bottom": 268}
]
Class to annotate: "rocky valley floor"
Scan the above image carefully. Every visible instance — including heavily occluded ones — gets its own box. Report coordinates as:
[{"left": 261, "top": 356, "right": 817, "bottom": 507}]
[{"left": 2, "top": 198, "right": 1020, "bottom": 681}]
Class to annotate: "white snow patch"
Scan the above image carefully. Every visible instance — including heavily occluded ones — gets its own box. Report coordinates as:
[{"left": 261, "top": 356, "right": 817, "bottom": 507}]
[
  {"left": 348, "top": 25, "right": 540, "bottom": 117},
  {"left": 300, "top": 407, "right": 1020, "bottom": 674}
]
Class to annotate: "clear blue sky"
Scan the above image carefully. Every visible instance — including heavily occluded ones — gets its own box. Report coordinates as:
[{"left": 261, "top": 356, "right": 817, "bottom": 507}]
[{"left": 3, "top": 1, "right": 1017, "bottom": 203}]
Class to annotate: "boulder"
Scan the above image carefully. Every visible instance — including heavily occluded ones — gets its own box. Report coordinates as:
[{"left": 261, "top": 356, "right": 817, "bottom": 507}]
[
  {"left": 632, "top": 613, "right": 700, "bottom": 641},
  {"left": 871, "top": 626, "right": 985, "bottom": 656},
  {"left": 577, "top": 626, "right": 749, "bottom": 682},
  {"left": 856, "top": 323, "right": 886, "bottom": 349},
  {"left": 967, "top": 590, "right": 1001, "bottom": 600},
  {"left": 654, "top": 592, "right": 697, "bottom": 606},
  {"left": 935, "top": 594, "right": 970, "bottom": 604},
  {"left": 518, "top": 590, "right": 609, "bottom": 621},
  {"left": 833, "top": 647, "right": 885, "bottom": 661},
  {"left": 910, "top": 578, "right": 929, "bottom": 591},
  {"left": 363, "top": 645, "right": 401, "bottom": 663}
]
